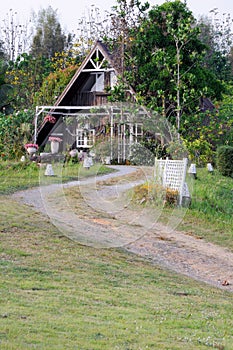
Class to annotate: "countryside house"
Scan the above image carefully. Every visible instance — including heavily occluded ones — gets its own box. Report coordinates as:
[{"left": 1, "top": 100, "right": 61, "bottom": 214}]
[{"left": 35, "top": 40, "right": 153, "bottom": 163}]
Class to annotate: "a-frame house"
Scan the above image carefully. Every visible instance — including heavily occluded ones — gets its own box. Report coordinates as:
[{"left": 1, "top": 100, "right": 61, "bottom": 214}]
[
  {"left": 36, "top": 41, "right": 117, "bottom": 146},
  {"left": 35, "top": 40, "right": 148, "bottom": 162}
]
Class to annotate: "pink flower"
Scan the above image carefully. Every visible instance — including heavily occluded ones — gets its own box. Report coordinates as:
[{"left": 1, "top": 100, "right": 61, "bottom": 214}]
[
  {"left": 44, "top": 115, "right": 56, "bottom": 124},
  {"left": 48, "top": 136, "right": 62, "bottom": 143},
  {"left": 25, "top": 143, "right": 38, "bottom": 149}
]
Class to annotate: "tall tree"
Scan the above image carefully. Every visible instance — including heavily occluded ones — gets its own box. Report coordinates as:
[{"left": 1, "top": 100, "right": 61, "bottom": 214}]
[
  {"left": 0, "top": 57, "right": 13, "bottom": 113},
  {"left": 0, "top": 39, "right": 5, "bottom": 59},
  {"left": 123, "top": 0, "right": 224, "bottom": 128},
  {"left": 5, "top": 53, "right": 52, "bottom": 110},
  {"left": 198, "top": 11, "right": 233, "bottom": 82},
  {"left": 230, "top": 47, "right": 233, "bottom": 75},
  {"left": 107, "top": 0, "right": 149, "bottom": 74},
  {"left": 30, "top": 6, "right": 67, "bottom": 59},
  {"left": 74, "top": 5, "right": 110, "bottom": 57},
  {"left": 0, "top": 9, "right": 32, "bottom": 61}
]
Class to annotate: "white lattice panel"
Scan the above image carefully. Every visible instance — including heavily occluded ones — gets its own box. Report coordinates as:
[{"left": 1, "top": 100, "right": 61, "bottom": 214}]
[{"left": 154, "top": 158, "right": 188, "bottom": 205}]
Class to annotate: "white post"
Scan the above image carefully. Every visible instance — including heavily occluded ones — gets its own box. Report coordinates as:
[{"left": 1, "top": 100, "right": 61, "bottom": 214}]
[
  {"left": 110, "top": 108, "right": 113, "bottom": 161},
  {"left": 179, "top": 158, "right": 188, "bottom": 205},
  {"left": 34, "top": 106, "right": 39, "bottom": 144},
  {"left": 123, "top": 123, "right": 126, "bottom": 162}
]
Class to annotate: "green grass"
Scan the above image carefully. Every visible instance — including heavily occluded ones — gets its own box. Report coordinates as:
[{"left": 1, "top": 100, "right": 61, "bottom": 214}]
[
  {"left": 0, "top": 162, "right": 232, "bottom": 349},
  {"left": 0, "top": 161, "right": 114, "bottom": 195},
  {"left": 178, "top": 169, "right": 233, "bottom": 250},
  {"left": 0, "top": 198, "right": 232, "bottom": 350},
  {"left": 0, "top": 161, "right": 40, "bottom": 194},
  {"left": 129, "top": 168, "right": 233, "bottom": 251},
  {"left": 190, "top": 169, "right": 232, "bottom": 223}
]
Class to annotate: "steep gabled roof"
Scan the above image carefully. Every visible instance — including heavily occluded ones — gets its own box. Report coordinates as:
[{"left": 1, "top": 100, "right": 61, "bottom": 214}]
[
  {"left": 36, "top": 40, "right": 137, "bottom": 146},
  {"left": 54, "top": 40, "right": 118, "bottom": 107}
]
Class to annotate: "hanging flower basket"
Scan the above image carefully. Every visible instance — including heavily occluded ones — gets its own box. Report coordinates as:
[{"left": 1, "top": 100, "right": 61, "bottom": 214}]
[
  {"left": 44, "top": 115, "right": 56, "bottom": 124},
  {"left": 24, "top": 143, "right": 38, "bottom": 155}
]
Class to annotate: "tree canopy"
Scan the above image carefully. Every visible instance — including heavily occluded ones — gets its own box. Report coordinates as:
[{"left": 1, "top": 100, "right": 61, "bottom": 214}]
[
  {"left": 0, "top": 0, "right": 232, "bottom": 162},
  {"left": 30, "top": 6, "right": 67, "bottom": 59},
  {"left": 0, "top": 59, "right": 13, "bottom": 113},
  {"left": 121, "top": 1, "right": 225, "bottom": 121}
]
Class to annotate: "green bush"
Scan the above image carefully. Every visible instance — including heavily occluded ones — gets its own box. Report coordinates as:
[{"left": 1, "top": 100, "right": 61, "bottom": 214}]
[
  {"left": 128, "top": 142, "right": 154, "bottom": 166},
  {"left": 0, "top": 110, "right": 34, "bottom": 160},
  {"left": 216, "top": 145, "right": 233, "bottom": 177}
]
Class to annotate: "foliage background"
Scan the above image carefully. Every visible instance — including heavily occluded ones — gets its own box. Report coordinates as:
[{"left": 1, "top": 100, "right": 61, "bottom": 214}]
[{"left": 0, "top": 1, "right": 232, "bottom": 165}]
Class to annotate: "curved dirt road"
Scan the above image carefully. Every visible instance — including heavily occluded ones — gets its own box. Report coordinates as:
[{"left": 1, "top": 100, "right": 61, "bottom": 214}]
[{"left": 13, "top": 165, "right": 233, "bottom": 292}]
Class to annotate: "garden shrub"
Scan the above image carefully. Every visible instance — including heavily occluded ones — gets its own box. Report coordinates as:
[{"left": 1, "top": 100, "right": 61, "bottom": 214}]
[
  {"left": 129, "top": 141, "right": 167, "bottom": 166},
  {"left": 128, "top": 142, "right": 154, "bottom": 166},
  {"left": 0, "top": 110, "right": 34, "bottom": 160},
  {"left": 132, "top": 182, "right": 179, "bottom": 207},
  {"left": 165, "top": 188, "right": 179, "bottom": 206},
  {"left": 184, "top": 138, "right": 214, "bottom": 165},
  {"left": 216, "top": 145, "right": 233, "bottom": 177}
]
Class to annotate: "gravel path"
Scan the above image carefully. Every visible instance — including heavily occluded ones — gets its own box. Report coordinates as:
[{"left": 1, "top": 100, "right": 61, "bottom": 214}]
[
  {"left": 13, "top": 165, "right": 137, "bottom": 215},
  {"left": 12, "top": 165, "right": 233, "bottom": 292}
]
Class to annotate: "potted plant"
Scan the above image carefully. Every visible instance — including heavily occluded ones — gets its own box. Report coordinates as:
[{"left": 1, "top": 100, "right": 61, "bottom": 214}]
[
  {"left": 48, "top": 136, "right": 62, "bottom": 154},
  {"left": 24, "top": 143, "right": 39, "bottom": 155}
]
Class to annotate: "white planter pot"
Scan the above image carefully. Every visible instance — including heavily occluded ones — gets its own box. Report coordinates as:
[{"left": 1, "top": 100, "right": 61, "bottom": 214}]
[
  {"left": 105, "top": 156, "right": 111, "bottom": 165},
  {"left": 27, "top": 147, "right": 37, "bottom": 155},
  {"left": 50, "top": 141, "right": 59, "bottom": 154}
]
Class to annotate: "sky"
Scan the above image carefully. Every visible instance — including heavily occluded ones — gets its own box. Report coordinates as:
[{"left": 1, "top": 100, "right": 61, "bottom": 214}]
[{"left": 0, "top": 0, "right": 233, "bottom": 33}]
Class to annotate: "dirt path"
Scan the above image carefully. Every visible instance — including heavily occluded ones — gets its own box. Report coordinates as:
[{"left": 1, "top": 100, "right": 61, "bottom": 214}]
[{"left": 13, "top": 165, "right": 233, "bottom": 292}]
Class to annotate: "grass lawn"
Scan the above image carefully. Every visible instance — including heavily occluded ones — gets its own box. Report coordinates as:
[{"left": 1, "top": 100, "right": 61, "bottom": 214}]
[
  {"left": 177, "top": 168, "right": 233, "bottom": 251},
  {"left": 130, "top": 168, "right": 233, "bottom": 251},
  {"left": 0, "top": 161, "right": 114, "bottom": 195},
  {"left": 0, "top": 198, "right": 232, "bottom": 350},
  {"left": 0, "top": 162, "right": 232, "bottom": 349}
]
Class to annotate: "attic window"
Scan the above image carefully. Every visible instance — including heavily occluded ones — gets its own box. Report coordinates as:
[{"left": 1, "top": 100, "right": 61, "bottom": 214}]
[
  {"left": 91, "top": 73, "right": 104, "bottom": 92},
  {"left": 89, "top": 49, "right": 106, "bottom": 70}
]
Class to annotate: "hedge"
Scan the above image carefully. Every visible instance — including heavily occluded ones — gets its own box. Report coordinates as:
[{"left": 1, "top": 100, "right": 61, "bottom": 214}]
[{"left": 216, "top": 145, "right": 233, "bottom": 178}]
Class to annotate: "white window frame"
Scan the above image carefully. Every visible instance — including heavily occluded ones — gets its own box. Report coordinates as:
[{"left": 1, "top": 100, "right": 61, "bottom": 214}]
[{"left": 76, "top": 129, "right": 95, "bottom": 148}]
